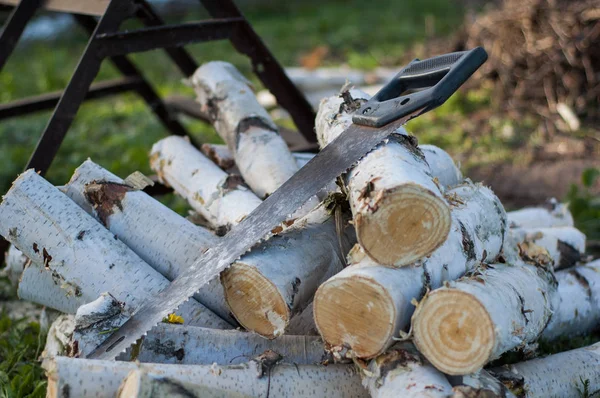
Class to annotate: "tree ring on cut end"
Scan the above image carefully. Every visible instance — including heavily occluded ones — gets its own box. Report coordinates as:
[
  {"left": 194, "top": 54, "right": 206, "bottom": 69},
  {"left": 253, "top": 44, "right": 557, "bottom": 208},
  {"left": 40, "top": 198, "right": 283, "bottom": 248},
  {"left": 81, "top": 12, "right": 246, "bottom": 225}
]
[
  {"left": 357, "top": 184, "right": 451, "bottom": 267},
  {"left": 222, "top": 263, "right": 289, "bottom": 339},
  {"left": 314, "top": 276, "right": 395, "bottom": 359},
  {"left": 413, "top": 289, "right": 494, "bottom": 375}
]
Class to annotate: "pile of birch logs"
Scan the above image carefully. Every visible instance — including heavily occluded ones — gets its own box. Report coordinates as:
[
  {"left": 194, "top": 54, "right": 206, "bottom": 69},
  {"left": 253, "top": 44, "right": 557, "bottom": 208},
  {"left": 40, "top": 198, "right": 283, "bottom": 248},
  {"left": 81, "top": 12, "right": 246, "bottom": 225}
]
[{"left": 1, "top": 61, "right": 599, "bottom": 398}]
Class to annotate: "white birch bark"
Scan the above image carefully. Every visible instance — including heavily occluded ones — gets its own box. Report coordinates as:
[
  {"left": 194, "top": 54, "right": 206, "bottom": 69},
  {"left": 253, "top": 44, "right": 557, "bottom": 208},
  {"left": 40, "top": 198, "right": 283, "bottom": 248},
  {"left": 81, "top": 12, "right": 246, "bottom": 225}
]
[
  {"left": 507, "top": 199, "right": 574, "bottom": 228},
  {"left": 542, "top": 259, "right": 600, "bottom": 341},
  {"left": 18, "top": 262, "right": 92, "bottom": 314},
  {"left": 150, "top": 136, "right": 262, "bottom": 231},
  {"left": 222, "top": 202, "right": 355, "bottom": 338},
  {"left": 135, "top": 323, "right": 327, "bottom": 365},
  {"left": 314, "top": 182, "right": 506, "bottom": 358},
  {"left": 316, "top": 89, "right": 452, "bottom": 266},
  {"left": 490, "top": 342, "right": 600, "bottom": 398},
  {"left": 201, "top": 143, "right": 315, "bottom": 170},
  {"left": 419, "top": 144, "right": 463, "bottom": 188},
  {"left": 0, "top": 170, "right": 229, "bottom": 330},
  {"left": 412, "top": 259, "right": 557, "bottom": 375},
  {"left": 361, "top": 343, "right": 453, "bottom": 398},
  {"left": 63, "top": 160, "right": 235, "bottom": 325},
  {"left": 191, "top": 61, "right": 298, "bottom": 198},
  {"left": 509, "top": 226, "right": 585, "bottom": 270},
  {"left": 46, "top": 357, "right": 368, "bottom": 398},
  {"left": 3, "top": 244, "right": 28, "bottom": 286}
]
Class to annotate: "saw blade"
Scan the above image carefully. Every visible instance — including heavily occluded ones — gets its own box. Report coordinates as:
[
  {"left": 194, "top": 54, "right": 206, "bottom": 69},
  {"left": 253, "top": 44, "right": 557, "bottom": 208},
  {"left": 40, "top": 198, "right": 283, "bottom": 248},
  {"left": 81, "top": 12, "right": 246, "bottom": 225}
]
[{"left": 88, "top": 109, "right": 424, "bottom": 360}]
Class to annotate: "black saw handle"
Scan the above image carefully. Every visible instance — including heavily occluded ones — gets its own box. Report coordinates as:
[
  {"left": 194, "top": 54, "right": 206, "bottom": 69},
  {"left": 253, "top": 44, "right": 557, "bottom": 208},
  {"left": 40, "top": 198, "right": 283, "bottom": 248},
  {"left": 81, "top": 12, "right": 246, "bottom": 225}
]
[{"left": 352, "top": 47, "right": 487, "bottom": 127}]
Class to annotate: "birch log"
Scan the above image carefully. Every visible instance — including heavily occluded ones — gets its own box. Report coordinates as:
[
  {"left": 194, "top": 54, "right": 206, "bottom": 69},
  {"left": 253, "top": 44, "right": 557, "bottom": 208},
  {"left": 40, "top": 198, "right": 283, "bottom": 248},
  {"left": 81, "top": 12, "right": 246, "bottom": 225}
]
[
  {"left": 541, "top": 259, "right": 600, "bottom": 341},
  {"left": 118, "top": 370, "right": 252, "bottom": 398},
  {"left": 63, "top": 159, "right": 235, "bottom": 325},
  {"left": 490, "top": 342, "right": 600, "bottom": 398},
  {"left": 191, "top": 61, "right": 298, "bottom": 198},
  {"left": 507, "top": 199, "right": 573, "bottom": 228},
  {"left": 46, "top": 357, "right": 368, "bottom": 398},
  {"left": 0, "top": 170, "right": 229, "bottom": 330},
  {"left": 361, "top": 343, "right": 453, "bottom": 398},
  {"left": 201, "top": 143, "right": 315, "bottom": 170},
  {"left": 221, "top": 202, "right": 355, "bottom": 338},
  {"left": 150, "top": 136, "right": 262, "bottom": 232},
  {"left": 412, "top": 260, "right": 557, "bottom": 375},
  {"left": 316, "top": 89, "right": 451, "bottom": 266},
  {"left": 509, "top": 226, "right": 585, "bottom": 270},
  {"left": 314, "top": 182, "right": 506, "bottom": 358},
  {"left": 3, "top": 244, "right": 28, "bottom": 286},
  {"left": 135, "top": 323, "right": 328, "bottom": 365},
  {"left": 18, "top": 262, "right": 92, "bottom": 314}
]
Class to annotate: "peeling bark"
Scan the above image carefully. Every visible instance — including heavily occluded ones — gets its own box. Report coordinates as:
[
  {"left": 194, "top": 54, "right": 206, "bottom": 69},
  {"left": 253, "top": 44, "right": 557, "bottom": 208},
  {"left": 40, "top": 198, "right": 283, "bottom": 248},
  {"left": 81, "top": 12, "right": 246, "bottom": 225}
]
[
  {"left": 360, "top": 343, "right": 453, "bottom": 398},
  {"left": 508, "top": 226, "right": 585, "bottom": 270},
  {"left": 63, "top": 160, "right": 236, "bottom": 325}
]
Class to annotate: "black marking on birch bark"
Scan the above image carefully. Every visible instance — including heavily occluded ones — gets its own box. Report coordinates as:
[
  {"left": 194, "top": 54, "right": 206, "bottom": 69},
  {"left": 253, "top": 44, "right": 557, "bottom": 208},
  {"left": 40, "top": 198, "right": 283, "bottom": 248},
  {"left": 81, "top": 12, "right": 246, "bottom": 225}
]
[
  {"left": 557, "top": 240, "right": 581, "bottom": 269},
  {"left": 568, "top": 269, "right": 592, "bottom": 298},
  {"left": 387, "top": 133, "right": 426, "bottom": 162},
  {"left": 459, "top": 221, "right": 476, "bottom": 261},
  {"left": 377, "top": 349, "right": 421, "bottom": 382},
  {"left": 204, "top": 96, "right": 222, "bottom": 122},
  {"left": 542, "top": 198, "right": 558, "bottom": 212},
  {"left": 493, "top": 199, "right": 506, "bottom": 250},
  {"left": 516, "top": 292, "right": 531, "bottom": 325},
  {"left": 76, "top": 230, "right": 86, "bottom": 240},
  {"left": 339, "top": 89, "right": 366, "bottom": 114},
  {"left": 32, "top": 243, "right": 39, "bottom": 254},
  {"left": 42, "top": 248, "right": 52, "bottom": 268},
  {"left": 289, "top": 277, "right": 302, "bottom": 307},
  {"left": 8, "top": 227, "right": 17, "bottom": 239},
  {"left": 421, "top": 263, "right": 432, "bottom": 297},
  {"left": 220, "top": 174, "right": 246, "bottom": 193},
  {"left": 61, "top": 383, "right": 71, "bottom": 398},
  {"left": 142, "top": 338, "right": 186, "bottom": 361},
  {"left": 215, "top": 225, "right": 230, "bottom": 237},
  {"left": 84, "top": 181, "right": 134, "bottom": 226},
  {"left": 154, "top": 378, "right": 198, "bottom": 398},
  {"left": 237, "top": 116, "right": 278, "bottom": 135}
]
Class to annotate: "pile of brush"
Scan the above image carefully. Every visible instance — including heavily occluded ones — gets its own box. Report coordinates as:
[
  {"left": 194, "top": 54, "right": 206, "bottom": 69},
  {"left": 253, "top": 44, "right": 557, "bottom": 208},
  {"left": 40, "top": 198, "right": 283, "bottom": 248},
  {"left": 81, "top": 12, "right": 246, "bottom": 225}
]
[
  {"left": 462, "top": 0, "right": 600, "bottom": 129},
  {"left": 1, "top": 61, "right": 599, "bottom": 398}
]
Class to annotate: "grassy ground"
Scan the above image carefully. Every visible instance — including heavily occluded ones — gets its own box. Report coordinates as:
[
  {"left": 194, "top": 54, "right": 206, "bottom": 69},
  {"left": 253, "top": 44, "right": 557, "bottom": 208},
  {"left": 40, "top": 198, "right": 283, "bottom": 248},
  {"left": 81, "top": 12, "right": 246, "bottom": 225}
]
[{"left": 0, "top": 0, "right": 464, "bottom": 195}]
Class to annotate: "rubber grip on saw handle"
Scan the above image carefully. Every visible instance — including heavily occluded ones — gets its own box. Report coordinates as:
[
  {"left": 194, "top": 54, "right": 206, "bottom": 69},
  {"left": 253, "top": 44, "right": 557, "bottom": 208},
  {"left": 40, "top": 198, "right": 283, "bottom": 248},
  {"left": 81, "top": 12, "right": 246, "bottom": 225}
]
[{"left": 352, "top": 47, "right": 488, "bottom": 127}]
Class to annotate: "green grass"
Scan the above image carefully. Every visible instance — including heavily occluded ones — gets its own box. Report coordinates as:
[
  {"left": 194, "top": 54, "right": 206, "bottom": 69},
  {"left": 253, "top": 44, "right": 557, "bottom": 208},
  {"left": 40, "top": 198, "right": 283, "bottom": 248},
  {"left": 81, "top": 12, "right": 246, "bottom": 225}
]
[
  {"left": 0, "top": 310, "right": 47, "bottom": 398},
  {"left": 0, "top": 0, "right": 465, "bottom": 194}
]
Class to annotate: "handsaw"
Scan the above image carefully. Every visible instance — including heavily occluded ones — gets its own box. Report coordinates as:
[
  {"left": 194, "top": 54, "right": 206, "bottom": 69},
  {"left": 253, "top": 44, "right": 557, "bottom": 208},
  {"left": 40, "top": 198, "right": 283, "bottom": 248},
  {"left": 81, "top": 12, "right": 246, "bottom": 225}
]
[{"left": 89, "top": 47, "right": 487, "bottom": 359}]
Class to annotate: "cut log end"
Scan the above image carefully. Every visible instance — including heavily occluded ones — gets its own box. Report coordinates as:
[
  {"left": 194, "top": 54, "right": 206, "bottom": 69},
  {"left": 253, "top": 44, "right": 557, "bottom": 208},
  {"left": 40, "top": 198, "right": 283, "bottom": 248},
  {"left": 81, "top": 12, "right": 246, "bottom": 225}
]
[
  {"left": 221, "top": 263, "right": 289, "bottom": 338},
  {"left": 413, "top": 290, "right": 495, "bottom": 375},
  {"left": 356, "top": 185, "right": 451, "bottom": 266},
  {"left": 314, "top": 277, "right": 395, "bottom": 358}
]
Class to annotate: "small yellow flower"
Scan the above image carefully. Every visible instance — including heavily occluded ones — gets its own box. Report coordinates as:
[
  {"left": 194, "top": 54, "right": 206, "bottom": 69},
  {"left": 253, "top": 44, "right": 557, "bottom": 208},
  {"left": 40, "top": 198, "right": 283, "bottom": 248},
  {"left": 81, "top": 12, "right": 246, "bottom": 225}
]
[{"left": 163, "top": 313, "right": 184, "bottom": 324}]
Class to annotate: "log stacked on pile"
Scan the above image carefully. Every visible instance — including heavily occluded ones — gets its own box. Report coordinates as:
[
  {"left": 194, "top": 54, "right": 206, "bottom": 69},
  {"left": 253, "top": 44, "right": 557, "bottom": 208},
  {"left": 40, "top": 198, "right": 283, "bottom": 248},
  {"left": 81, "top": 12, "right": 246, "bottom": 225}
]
[{"left": 1, "top": 61, "right": 599, "bottom": 397}]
